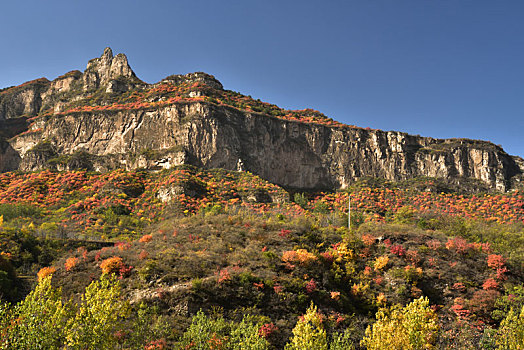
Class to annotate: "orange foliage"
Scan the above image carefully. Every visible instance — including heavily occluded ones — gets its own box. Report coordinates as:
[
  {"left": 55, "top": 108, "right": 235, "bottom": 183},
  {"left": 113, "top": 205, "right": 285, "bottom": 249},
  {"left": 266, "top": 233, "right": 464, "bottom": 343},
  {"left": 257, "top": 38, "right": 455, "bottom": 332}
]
[
  {"left": 37, "top": 266, "right": 56, "bottom": 281},
  {"left": 65, "top": 257, "right": 79, "bottom": 272},
  {"left": 100, "top": 256, "right": 124, "bottom": 275},
  {"left": 139, "top": 234, "right": 153, "bottom": 243},
  {"left": 281, "top": 249, "right": 318, "bottom": 265}
]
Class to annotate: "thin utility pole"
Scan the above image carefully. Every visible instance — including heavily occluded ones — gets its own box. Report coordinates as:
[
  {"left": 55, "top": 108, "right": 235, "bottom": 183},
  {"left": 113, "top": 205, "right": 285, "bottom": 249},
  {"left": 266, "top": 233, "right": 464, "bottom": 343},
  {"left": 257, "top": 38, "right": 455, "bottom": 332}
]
[{"left": 348, "top": 193, "right": 351, "bottom": 230}]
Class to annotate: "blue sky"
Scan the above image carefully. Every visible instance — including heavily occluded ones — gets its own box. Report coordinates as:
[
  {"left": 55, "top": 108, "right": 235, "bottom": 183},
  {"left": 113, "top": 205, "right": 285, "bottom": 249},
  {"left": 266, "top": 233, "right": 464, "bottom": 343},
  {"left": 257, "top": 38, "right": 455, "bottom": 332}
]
[{"left": 1, "top": 0, "right": 523, "bottom": 156}]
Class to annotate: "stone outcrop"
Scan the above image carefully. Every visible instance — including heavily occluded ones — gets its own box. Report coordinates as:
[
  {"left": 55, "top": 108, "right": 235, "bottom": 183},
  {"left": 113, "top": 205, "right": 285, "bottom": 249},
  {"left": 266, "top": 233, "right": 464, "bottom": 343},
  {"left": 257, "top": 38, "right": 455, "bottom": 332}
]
[
  {"left": 83, "top": 47, "right": 139, "bottom": 91},
  {"left": 0, "top": 49, "right": 522, "bottom": 191},
  {"left": 0, "top": 48, "right": 141, "bottom": 121}
]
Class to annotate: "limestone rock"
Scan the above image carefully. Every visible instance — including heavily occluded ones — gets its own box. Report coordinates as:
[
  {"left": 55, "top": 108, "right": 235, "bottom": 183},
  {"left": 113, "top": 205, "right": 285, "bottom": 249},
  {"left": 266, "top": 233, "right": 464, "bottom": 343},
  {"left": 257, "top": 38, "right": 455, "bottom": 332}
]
[
  {"left": 83, "top": 47, "right": 138, "bottom": 91},
  {"left": 0, "top": 49, "right": 522, "bottom": 192}
]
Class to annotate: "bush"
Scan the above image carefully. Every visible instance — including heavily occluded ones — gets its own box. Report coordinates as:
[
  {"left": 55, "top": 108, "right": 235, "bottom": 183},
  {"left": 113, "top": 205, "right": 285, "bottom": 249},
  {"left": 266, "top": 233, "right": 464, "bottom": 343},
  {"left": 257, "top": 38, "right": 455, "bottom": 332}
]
[
  {"left": 179, "top": 311, "right": 270, "bottom": 350},
  {"left": 66, "top": 275, "right": 130, "bottom": 349},
  {"left": 0, "top": 276, "right": 69, "bottom": 349},
  {"left": 294, "top": 193, "right": 309, "bottom": 209},
  {"left": 285, "top": 303, "right": 328, "bottom": 350},
  {"left": 0, "top": 204, "right": 41, "bottom": 221},
  {"left": 361, "top": 297, "right": 439, "bottom": 350},
  {"left": 496, "top": 305, "right": 524, "bottom": 350}
]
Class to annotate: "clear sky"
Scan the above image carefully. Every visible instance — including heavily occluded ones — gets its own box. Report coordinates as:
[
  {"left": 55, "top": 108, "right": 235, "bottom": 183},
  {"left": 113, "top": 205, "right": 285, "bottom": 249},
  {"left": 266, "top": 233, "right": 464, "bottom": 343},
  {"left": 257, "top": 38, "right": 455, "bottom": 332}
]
[{"left": 1, "top": 0, "right": 523, "bottom": 156}]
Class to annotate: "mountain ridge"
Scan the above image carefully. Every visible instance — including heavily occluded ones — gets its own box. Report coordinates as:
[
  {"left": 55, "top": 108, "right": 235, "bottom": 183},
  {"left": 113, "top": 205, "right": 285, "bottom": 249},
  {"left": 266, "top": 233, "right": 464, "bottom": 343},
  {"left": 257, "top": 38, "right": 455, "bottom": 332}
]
[{"left": 0, "top": 48, "right": 522, "bottom": 191}]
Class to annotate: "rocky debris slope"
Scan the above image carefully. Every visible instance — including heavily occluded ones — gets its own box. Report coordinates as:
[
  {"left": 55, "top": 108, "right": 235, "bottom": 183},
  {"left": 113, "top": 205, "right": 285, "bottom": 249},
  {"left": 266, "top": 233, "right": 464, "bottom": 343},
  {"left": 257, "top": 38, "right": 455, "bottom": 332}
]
[{"left": 0, "top": 48, "right": 522, "bottom": 191}]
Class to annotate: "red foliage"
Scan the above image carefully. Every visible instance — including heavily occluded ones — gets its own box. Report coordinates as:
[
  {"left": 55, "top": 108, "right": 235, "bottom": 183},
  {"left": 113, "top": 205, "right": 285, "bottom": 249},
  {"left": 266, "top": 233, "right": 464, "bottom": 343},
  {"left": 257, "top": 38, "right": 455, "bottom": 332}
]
[
  {"left": 144, "top": 339, "right": 166, "bottom": 350},
  {"left": 451, "top": 298, "right": 471, "bottom": 319},
  {"left": 482, "top": 278, "right": 498, "bottom": 290},
  {"left": 305, "top": 278, "right": 317, "bottom": 293},
  {"left": 139, "top": 250, "right": 149, "bottom": 260},
  {"left": 320, "top": 251, "right": 334, "bottom": 263},
  {"left": 487, "top": 254, "right": 505, "bottom": 270},
  {"left": 258, "top": 323, "right": 277, "bottom": 339},
  {"left": 390, "top": 244, "right": 406, "bottom": 257},
  {"left": 446, "top": 237, "right": 472, "bottom": 254},
  {"left": 426, "top": 239, "right": 441, "bottom": 250},
  {"left": 361, "top": 234, "right": 376, "bottom": 246},
  {"left": 139, "top": 234, "right": 153, "bottom": 243},
  {"left": 452, "top": 282, "right": 466, "bottom": 292},
  {"left": 279, "top": 229, "right": 291, "bottom": 238},
  {"left": 217, "top": 269, "right": 231, "bottom": 284},
  {"left": 65, "top": 257, "right": 79, "bottom": 272}
]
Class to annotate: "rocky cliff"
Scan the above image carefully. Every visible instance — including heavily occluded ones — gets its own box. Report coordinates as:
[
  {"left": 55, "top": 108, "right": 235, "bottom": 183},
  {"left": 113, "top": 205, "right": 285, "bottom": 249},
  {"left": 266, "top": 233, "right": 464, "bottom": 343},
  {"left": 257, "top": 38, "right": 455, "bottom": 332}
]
[{"left": 0, "top": 48, "right": 522, "bottom": 191}]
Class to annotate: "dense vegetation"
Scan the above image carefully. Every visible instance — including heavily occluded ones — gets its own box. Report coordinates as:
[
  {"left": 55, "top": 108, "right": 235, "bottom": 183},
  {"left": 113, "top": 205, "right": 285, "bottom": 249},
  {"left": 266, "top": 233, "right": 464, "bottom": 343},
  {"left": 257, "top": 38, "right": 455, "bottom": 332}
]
[{"left": 0, "top": 167, "right": 522, "bottom": 349}]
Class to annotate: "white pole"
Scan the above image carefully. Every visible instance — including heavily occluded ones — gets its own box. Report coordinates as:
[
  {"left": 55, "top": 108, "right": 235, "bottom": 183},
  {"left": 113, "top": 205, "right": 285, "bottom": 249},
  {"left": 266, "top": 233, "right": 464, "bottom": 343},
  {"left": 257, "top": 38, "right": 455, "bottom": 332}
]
[{"left": 348, "top": 193, "right": 351, "bottom": 231}]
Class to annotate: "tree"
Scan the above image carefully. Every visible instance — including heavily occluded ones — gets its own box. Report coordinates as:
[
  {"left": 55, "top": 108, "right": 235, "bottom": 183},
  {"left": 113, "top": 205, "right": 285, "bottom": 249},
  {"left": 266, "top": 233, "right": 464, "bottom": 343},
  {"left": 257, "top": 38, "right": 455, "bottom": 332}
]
[
  {"left": 285, "top": 303, "right": 328, "bottom": 350},
  {"left": 329, "top": 329, "right": 354, "bottom": 350},
  {"left": 179, "top": 310, "right": 229, "bottom": 349},
  {"left": 361, "top": 297, "right": 439, "bottom": 350},
  {"left": 0, "top": 275, "right": 69, "bottom": 350},
  {"left": 230, "top": 317, "right": 270, "bottom": 350},
  {"left": 66, "top": 274, "right": 130, "bottom": 349},
  {"left": 180, "top": 311, "right": 270, "bottom": 350},
  {"left": 496, "top": 305, "right": 524, "bottom": 350}
]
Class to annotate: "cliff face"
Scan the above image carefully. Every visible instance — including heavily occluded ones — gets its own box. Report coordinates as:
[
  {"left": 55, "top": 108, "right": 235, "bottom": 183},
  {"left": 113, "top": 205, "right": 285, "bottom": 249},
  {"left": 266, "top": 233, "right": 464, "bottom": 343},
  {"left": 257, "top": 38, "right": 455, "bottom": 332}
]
[{"left": 0, "top": 49, "right": 522, "bottom": 191}]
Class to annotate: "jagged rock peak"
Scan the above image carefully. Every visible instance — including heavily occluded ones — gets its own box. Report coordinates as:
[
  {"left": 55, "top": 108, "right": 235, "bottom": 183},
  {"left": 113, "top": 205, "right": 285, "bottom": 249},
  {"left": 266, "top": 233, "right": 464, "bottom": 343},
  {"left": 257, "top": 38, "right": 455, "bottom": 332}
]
[
  {"left": 83, "top": 47, "right": 137, "bottom": 91},
  {"left": 161, "top": 72, "right": 223, "bottom": 90}
]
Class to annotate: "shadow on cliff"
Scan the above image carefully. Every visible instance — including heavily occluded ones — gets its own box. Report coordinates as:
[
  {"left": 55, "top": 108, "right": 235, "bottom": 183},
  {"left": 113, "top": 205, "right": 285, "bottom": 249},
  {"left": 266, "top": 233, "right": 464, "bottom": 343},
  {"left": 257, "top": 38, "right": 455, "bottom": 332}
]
[{"left": 0, "top": 117, "right": 27, "bottom": 171}]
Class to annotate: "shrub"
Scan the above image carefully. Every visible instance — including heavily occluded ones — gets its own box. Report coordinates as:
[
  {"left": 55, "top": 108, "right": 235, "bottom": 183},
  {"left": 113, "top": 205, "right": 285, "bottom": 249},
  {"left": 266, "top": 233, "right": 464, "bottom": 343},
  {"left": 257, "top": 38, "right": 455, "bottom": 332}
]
[
  {"left": 37, "top": 266, "right": 56, "bottom": 282},
  {"left": 496, "top": 305, "right": 524, "bottom": 350},
  {"left": 100, "top": 256, "right": 124, "bottom": 275},
  {"left": 361, "top": 297, "right": 439, "bottom": 350},
  {"left": 285, "top": 303, "right": 328, "bottom": 350},
  {"left": 294, "top": 193, "right": 308, "bottom": 209},
  {"left": 139, "top": 234, "right": 153, "bottom": 243},
  {"left": 282, "top": 249, "right": 318, "bottom": 266},
  {"left": 65, "top": 257, "right": 79, "bottom": 272},
  {"left": 482, "top": 278, "right": 499, "bottom": 291},
  {"left": 66, "top": 275, "right": 130, "bottom": 349},
  {"left": 487, "top": 254, "right": 505, "bottom": 270},
  {"left": 390, "top": 244, "right": 405, "bottom": 257},
  {"left": 373, "top": 255, "right": 389, "bottom": 271}
]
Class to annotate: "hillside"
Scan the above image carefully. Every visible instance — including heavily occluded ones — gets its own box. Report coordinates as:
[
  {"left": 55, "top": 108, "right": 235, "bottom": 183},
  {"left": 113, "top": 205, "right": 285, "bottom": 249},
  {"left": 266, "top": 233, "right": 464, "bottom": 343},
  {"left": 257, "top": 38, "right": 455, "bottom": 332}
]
[
  {"left": 0, "top": 48, "right": 523, "bottom": 349},
  {"left": 0, "top": 48, "right": 523, "bottom": 191},
  {"left": 0, "top": 167, "right": 523, "bottom": 348}
]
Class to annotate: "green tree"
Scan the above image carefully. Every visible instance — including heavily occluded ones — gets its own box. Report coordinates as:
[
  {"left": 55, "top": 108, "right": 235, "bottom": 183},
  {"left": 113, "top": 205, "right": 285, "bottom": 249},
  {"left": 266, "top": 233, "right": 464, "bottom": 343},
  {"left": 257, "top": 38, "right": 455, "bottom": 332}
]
[
  {"left": 285, "top": 303, "right": 328, "bottom": 350},
  {"left": 230, "top": 316, "right": 270, "bottom": 350},
  {"left": 179, "top": 310, "right": 230, "bottom": 349},
  {"left": 180, "top": 311, "right": 270, "bottom": 350},
  {"left": 66, "top": 274, "right": 130, "bottom": 350},
  {"left": 294, "top": 193, "right": 308, "bottom": 209},
  {"left": 329, "top": 329, "right": 354, "bottom": 350},
  {"left": 0, "top": 276, "right": 69, "bottom": 350},
  {"left": 496, "top": 305, "right": 524, "bottom": 350},
  {"left": 361, "top": 297, "right": 439, "bottom": 350}
]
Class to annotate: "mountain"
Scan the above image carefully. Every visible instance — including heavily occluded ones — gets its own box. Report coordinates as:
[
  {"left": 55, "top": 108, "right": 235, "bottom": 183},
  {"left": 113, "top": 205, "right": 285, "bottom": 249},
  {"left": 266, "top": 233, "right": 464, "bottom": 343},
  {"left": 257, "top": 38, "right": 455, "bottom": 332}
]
[
  {"left": 1, "top": 48, "right": 523, "bottom": 192},
  {"left": 1, "top": 48, "right": 523, "bottom": 349}
]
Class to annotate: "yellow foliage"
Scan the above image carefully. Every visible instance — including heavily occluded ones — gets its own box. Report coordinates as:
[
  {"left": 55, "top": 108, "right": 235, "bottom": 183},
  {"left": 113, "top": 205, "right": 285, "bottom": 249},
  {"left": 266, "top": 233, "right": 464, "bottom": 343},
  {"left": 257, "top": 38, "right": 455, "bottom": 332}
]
[
  {"left": 334, "top": 242, "right": 353, "bottom": 262},
  {"left": 285, "top": 302, "right": 328, "bottom": 350},
  {"left": 496, "top": 305, "right": 524, "bottom": 350},
  {"left": 351, "top": 282, "right": 370, "bottom": 296},
  {"left": 373, "top": 255, "right": 389, "bottom": 271},
  {"left": 361, "top": 297, "right": 439, "bottom": 350}
]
